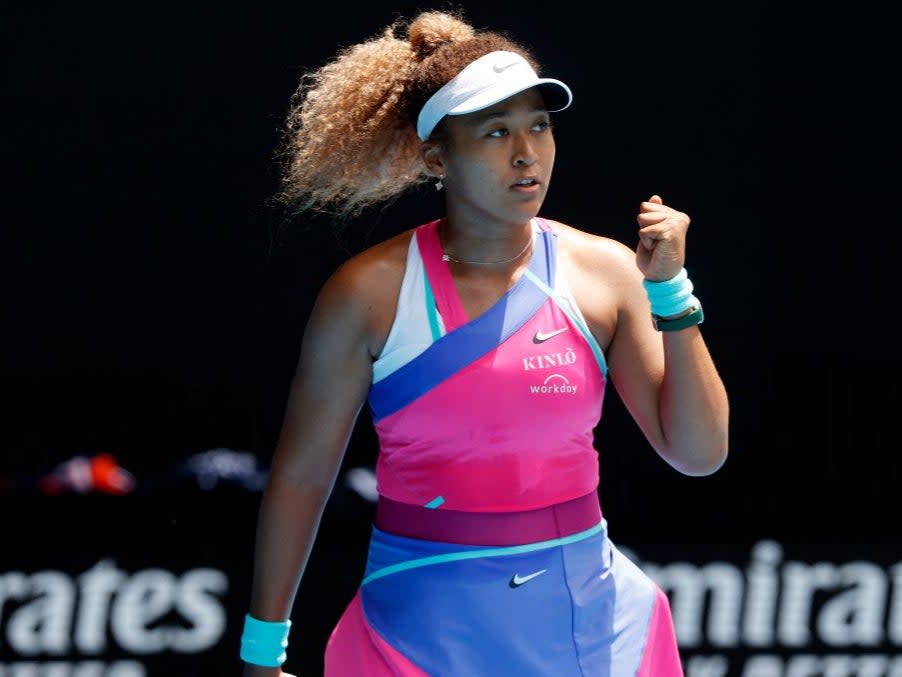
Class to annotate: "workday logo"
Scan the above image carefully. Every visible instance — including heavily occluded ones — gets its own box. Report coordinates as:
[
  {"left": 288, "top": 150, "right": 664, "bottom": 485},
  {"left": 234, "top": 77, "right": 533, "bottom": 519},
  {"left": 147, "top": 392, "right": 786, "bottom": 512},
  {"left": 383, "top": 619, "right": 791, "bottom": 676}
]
[{"left": 529, "top": 373, "right": 578, "bottom": 395}]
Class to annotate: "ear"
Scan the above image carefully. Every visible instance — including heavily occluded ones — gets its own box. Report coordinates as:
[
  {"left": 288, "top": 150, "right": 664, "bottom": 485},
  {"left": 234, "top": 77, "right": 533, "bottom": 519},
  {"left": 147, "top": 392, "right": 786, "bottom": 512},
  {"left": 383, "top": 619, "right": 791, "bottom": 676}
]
[{"left": 421, "top": 141, "right": 445, "bottom": 178}]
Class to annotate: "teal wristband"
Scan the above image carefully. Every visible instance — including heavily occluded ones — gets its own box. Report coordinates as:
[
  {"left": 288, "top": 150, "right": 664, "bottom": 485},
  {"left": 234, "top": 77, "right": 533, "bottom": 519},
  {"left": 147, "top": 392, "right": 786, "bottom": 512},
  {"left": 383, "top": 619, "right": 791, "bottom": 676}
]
[
  {"left": 643, "top": 267, "right": 688, "bottom": 293},
  {"left": 651, "top": 291, "right": 699, "bottom": 318},
  {"left": 240, "top": 614, "right": 291, "bottom": 668},
  {"left": 643, "top": 268, "right": 699, "bottom": 317},
  {"left": 653, "top": 305, "right": 704, "bottom": 332}
]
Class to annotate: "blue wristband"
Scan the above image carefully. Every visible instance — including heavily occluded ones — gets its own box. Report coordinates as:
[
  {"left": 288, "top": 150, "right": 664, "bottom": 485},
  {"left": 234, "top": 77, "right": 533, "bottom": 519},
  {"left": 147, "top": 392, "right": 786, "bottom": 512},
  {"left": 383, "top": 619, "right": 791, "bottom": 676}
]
[
  {"left": 642, "top": 267, "right": 688, "bottom": 293},
  {"left": 652, "top": 292, "right": 700, "bottom": 318},
  {"left": 240, "top": 614, "right": 291, "bottom": 668},
  {"left": 642, "top": 268, "right": 699, "bottom": 317}
]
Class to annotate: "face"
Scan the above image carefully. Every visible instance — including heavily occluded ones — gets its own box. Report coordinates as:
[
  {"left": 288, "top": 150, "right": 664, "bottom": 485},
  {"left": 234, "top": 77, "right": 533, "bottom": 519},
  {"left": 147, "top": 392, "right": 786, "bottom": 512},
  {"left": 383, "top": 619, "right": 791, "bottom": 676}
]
[{"left": 425, "top": 87, "right": 556, "bottom": 226}]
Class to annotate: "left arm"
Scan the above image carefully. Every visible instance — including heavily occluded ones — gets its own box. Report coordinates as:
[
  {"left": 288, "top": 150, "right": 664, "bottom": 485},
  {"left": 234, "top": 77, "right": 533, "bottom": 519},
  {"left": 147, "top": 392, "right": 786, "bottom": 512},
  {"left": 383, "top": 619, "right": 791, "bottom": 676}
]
[
  {"left": 607, "top": 284, "right": 729, "bottom": 476},
  {"left": 568, "top": 195, "right": 729, "bottom": 475}
]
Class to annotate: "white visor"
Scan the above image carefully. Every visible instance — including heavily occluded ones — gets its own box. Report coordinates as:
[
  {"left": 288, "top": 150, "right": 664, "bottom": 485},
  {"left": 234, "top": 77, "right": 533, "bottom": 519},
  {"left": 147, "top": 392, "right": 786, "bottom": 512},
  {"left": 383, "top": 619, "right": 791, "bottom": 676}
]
[{"left": 416, "top": 50, "right": 572, "bottom": 141}]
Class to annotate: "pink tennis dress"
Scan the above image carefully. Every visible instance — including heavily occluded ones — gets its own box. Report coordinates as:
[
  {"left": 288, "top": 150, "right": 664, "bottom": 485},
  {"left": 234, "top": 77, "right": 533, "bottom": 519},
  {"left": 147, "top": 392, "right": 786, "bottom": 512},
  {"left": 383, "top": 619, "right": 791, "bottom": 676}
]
[{"left": 323, "top": 218, "right": 684, "bottom": 676}]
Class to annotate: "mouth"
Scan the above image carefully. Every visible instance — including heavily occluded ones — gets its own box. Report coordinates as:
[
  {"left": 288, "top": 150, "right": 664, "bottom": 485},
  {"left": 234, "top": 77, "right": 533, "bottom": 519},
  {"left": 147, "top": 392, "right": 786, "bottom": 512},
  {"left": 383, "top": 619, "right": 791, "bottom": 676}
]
[{"left": 510, "top": 177, "right": 541, "bottom": 190}]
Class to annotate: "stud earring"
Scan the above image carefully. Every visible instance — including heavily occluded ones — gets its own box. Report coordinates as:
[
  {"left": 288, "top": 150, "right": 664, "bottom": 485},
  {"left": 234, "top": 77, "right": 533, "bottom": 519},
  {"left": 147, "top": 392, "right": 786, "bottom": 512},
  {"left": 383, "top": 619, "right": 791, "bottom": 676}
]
[{"left": 435, "top": 175, "right": 444, "bottom": 191}]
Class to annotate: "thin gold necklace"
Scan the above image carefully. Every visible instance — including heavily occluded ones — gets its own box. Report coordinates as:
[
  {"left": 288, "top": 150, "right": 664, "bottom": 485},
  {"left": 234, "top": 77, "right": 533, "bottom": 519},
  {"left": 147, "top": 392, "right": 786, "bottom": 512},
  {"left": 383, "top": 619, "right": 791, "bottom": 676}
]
[{"left": 442, "top": 233, "right": 533, "bottom": 266}]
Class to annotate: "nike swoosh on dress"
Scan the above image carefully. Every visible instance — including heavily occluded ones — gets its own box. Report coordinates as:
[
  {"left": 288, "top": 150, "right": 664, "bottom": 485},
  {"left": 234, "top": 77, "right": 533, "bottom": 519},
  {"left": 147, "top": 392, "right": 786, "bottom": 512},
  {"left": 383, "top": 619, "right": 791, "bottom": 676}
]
[
  {"left": 533, "top": 327, "right": 569, "bottom": 343},
  {"left": 509, "top": 569, "right": 548, "bottom": 588}
]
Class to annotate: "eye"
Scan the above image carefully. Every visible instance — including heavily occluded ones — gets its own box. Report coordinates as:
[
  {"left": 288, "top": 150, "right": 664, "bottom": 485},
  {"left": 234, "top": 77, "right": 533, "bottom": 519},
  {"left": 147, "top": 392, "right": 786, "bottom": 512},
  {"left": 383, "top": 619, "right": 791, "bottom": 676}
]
[
  {"left": 488, "top": 127, "right": 509, "bottom": 138},
  {"left": 533, "top": 120, "right": 552, "bottom": 132}
]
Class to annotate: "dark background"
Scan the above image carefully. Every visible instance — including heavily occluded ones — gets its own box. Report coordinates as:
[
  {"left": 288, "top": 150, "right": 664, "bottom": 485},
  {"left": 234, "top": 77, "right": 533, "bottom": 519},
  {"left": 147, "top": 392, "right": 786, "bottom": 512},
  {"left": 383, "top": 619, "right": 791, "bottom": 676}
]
[{"left": 2, "top": 1, "right": 897, "bottom": 675}]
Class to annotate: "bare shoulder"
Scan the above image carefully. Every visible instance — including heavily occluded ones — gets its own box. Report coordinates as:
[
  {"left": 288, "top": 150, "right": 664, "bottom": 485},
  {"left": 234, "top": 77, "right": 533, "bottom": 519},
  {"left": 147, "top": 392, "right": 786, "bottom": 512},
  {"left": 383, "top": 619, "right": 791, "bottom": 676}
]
[
  {"left": 537, "top": 218, "right": 642, "bottom": 348},
  {"left": 324, "top": 228, "right": 412, "bottom": 299},
  {"left": 315, "top": 228, "right": 414, "bottom": 357},
  {"left": 542, "top": 218, "right": 640, "bottom": 285}
]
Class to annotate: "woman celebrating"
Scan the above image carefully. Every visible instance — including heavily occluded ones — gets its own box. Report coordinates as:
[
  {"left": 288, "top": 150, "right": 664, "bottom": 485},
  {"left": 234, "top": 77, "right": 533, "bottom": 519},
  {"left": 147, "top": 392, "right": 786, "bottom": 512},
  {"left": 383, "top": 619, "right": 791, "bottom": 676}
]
[{"left": 240, "top": 9, "right": 729, "bottom": 676}]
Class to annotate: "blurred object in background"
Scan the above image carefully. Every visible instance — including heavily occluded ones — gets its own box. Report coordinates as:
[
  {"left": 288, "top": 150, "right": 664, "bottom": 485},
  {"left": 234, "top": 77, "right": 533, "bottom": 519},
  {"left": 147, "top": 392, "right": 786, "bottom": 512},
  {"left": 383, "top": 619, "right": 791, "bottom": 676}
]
[
  {"left": 344, "top": 465, "right": 377, "bottom": 503},
  {"left": 37, "top": 452, "right": 136, "bottom": 495},
  {"left": 175, "top": 447, "right": 268, "bottom": 492}
]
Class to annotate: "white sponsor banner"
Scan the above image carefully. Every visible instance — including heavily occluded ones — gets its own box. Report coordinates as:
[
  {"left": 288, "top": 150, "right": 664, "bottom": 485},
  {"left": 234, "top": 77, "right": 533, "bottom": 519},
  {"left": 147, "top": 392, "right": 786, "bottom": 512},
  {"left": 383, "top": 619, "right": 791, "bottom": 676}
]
[
  {"left": 3, "top": 540, "right": 901, "bottom": 675},
  {"left": 0, "top": 559, "right": 228, "bottom": 672},
  {"left": 0, "top": 661, "right": 145, "bottom": 676},
  {"left": 622, "top": 539, "right": 902, "bottom": 676}
]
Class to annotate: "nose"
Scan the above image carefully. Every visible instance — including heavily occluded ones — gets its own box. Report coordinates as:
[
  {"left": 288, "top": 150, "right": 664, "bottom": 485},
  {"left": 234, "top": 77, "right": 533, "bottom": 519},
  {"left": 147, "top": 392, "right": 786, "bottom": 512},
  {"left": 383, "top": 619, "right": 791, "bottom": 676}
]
[{"left": 511, "top": 133, "right": 537, "bottom": 167}]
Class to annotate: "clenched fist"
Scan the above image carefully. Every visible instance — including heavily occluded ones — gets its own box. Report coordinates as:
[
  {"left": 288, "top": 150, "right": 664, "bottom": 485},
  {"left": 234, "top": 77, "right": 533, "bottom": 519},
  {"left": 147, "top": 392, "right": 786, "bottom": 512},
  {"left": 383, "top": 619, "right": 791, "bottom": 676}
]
[{"left": 635, "top": 194, "right": 690, "bottom": 281}]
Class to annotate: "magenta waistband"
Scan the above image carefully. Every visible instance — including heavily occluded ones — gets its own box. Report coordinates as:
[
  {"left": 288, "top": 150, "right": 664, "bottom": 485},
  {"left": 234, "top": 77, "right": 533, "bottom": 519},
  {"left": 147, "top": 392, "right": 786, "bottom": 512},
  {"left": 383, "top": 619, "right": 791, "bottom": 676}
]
[{"left": 374, "top": 492, "right": 603, "bottom": 546}]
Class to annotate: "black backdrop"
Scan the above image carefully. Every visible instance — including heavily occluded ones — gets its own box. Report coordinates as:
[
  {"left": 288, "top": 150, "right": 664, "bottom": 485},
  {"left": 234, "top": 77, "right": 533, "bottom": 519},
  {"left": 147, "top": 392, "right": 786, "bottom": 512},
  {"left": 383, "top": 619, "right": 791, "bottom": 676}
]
[{"left": 3, "top": 2, "right": 898, "bottom": 676}]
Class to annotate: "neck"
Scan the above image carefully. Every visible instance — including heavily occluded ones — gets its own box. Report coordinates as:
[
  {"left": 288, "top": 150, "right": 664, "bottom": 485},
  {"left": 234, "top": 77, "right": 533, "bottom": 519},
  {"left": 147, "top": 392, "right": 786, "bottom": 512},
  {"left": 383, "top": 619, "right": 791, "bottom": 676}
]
[{"left": 438, "top": 217, "right": 534, "bottom": 267}]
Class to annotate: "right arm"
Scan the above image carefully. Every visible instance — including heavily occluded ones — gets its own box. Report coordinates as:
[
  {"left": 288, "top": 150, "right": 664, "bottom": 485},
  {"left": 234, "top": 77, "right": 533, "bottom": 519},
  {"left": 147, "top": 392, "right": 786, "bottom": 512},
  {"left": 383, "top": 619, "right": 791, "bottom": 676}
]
[{"left": 242, "top": 259, "right": 376, "bottom": 677}]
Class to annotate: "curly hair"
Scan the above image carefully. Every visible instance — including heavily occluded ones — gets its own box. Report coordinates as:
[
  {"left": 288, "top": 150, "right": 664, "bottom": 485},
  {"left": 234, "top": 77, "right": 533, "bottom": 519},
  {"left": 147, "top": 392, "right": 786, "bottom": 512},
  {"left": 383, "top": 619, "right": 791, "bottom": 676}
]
[{"left": 272, "top": 9, "right": 543, "bottom": 219}]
